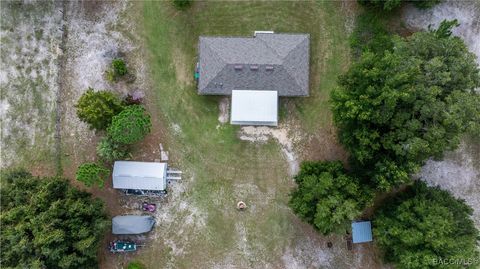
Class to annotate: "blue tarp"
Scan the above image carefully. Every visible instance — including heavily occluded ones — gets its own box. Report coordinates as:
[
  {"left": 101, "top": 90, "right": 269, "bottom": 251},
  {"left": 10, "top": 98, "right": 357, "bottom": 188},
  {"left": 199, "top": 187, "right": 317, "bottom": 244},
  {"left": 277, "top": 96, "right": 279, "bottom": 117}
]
[{"left": 352, "top": 221, "right": 373, "bottom": 243}]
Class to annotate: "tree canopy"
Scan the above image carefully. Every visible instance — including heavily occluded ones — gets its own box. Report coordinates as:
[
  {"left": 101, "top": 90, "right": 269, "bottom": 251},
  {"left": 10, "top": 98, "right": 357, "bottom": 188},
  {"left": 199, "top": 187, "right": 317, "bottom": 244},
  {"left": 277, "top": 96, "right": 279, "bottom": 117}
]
[
  {"left": 96, "top": 136, "right": 130, "bottom": 163},
  {"left": 331, "top": 20, "right": 480, "bottom": 190},
  {"left": 373, "top": 181, "right": 479, "bottom": 269},
  {"left": 0, "top": 170, "right": 108, "bottom": 269},
  {"left": 75, "top": 88, "right": 124, "bottom": 130},
  {"left": 289, "top": 161, "right": 374, "bottom": 235},
  {"left": 107, "top": 104, "right": 152, "bottom": 144}
]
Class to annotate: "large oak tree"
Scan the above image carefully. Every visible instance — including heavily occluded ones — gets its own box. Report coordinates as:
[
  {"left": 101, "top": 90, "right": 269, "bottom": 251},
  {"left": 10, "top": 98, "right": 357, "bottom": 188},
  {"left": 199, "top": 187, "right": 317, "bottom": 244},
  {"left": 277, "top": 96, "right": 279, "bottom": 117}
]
[{"left": 331, "top": 20, "right": 480, "bottom": 190}]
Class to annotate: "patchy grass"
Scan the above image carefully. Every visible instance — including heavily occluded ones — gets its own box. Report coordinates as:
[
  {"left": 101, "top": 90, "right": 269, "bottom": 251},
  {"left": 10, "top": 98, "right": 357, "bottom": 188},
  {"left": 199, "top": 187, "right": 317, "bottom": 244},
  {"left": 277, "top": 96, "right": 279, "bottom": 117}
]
[
  {"left": 137, "top": 1, "right": 374, "bottom": 268},
  {"left": 0, "top": 2, "right": 61, "bottom": 173}
]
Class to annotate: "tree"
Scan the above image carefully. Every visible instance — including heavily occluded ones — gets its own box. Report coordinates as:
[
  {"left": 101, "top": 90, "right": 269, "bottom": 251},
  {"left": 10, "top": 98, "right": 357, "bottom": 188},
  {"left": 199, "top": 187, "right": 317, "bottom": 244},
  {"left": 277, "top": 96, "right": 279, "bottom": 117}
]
[
  {"left": 96, "top": 136, "right": 130, "bottom": 163},
  {"left": 107, "top": 105, "right": 152, "bottom": 144},
  {"left": 75, "top": 162, "right": 110, "bottom": 188},
  {"left": 331, "top": 20, "right": 480, "bottom": 190},
  {"left": 0, "top": 170, "right": 108, "bottom": 269},
  {"left": 373, "top": 181, "right": 479, "bottom": 269},
  {"left": 75, "top": 88, "right": 124, "bottom": 130},
  {"left": 289, "top": 161, "right": 374, "bottom": 235}
]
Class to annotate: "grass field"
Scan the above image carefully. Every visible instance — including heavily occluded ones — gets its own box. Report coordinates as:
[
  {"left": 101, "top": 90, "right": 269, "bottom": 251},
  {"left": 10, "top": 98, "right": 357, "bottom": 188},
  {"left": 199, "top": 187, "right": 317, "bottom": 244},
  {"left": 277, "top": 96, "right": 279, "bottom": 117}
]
[
  {"left": 0, "top": 2, "right": 61, "bottom": 173},
  {"left": 134, "top": 1, "right": 378, "bottom": 268}
]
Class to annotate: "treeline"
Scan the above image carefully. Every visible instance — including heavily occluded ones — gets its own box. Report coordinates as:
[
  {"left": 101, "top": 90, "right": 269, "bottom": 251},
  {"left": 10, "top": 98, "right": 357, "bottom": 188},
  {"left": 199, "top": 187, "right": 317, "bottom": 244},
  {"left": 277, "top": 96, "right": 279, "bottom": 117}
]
[
  {"left": 289, "top": 4, "right": 480, "bottom": 268},
  {"left": 0, "top": 170, "right": 108, "bottom": 268}
]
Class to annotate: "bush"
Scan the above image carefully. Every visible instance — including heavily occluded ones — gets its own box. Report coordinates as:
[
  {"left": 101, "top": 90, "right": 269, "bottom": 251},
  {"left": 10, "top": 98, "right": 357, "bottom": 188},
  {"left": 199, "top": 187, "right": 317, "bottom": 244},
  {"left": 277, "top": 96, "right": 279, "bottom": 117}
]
[
  {"left": 0, "top": 170, "right": 108, "bottom": 268},
  {"left": 128, "top": 260, "right": 146, "bottom": 269},
  {"left": 96, "top": 137, "right": 130, "bottom": 162},
  {"left": 289, "top": 161, "right": 374, "bottom": 235},
  {"left": 112, "top": 58, "right": 127, "bottom": 76},
  {"left": 374, "top": 181, "right": 479, "bottom": 269},
  {"left": 75, "top": 163, "right": 110, "bottom": 188},
  {"left": 75, "top": 88, "right": 124, "bottom": 130},
  {"left": 106, "top": 58, "right": 128, "bottom": 82},
  {"left": 107, "top": 105, "right": 152, "bottom": 144},
  {"left": 172, "top": 0, "right": 192, "bottom": 9}
]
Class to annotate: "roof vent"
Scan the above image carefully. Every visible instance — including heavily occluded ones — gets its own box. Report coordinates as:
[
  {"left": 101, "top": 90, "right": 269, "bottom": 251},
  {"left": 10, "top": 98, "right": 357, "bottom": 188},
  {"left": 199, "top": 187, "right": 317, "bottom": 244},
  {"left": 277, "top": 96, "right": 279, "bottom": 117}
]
[
  {"left": 265, "top": 66, "right": 274, "bottom": 71},
  {"left": 234, "top": 65, "right": 243, "bottom": 70},
  {"left": 250, "top": 65, "right": 259, "bottom": 71}
]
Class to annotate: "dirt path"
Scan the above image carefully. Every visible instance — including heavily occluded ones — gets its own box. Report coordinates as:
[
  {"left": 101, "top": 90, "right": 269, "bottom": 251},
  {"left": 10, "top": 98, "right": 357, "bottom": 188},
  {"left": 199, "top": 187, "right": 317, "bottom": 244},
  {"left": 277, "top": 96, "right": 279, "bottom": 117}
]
[{"left": 54, "top": 0, "right": 68, "bottom": 175}]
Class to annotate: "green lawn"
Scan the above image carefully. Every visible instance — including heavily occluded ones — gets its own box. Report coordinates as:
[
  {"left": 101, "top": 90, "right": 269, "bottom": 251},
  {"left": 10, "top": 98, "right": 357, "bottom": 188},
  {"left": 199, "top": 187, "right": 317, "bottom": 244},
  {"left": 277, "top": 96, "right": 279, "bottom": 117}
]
[{"left": 137, "top": 1, "right": 355, "bottom": 268}]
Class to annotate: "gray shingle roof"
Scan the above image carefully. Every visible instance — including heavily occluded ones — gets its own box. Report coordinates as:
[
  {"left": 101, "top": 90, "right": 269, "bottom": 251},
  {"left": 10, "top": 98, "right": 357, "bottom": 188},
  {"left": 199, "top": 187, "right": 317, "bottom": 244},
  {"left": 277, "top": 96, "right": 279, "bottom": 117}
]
[{"left": 198, "top": 33, "right": 310, "bottom": 96}]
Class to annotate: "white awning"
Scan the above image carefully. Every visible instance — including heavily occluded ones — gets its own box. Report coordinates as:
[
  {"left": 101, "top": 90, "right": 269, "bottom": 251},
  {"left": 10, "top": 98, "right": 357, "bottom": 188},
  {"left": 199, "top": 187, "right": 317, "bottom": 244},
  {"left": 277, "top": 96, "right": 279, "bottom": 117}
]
[
  {"left": 113, "top": 161, "right": 167, "bottom": 191},
  {"left": 230, "top": 90, "right": 278, "bottom": 126}
]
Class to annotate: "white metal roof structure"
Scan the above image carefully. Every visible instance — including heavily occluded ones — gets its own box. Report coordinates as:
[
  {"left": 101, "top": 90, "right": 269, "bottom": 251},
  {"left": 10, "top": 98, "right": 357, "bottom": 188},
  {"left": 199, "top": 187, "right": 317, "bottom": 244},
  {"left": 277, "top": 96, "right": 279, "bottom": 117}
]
[
  {"left": 112, "top": 161, "right": 167, "bottom": 191},
  {"left": 230, "top": 90, "right": 278, "bottom": 126}
]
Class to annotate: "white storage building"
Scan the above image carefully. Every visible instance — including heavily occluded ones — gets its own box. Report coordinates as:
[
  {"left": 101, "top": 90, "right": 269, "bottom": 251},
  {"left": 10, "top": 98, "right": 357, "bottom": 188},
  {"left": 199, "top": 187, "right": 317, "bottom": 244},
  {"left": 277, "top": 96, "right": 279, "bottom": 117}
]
[{"left": 112, "top": 161, "right": 167, "bottom": 191}]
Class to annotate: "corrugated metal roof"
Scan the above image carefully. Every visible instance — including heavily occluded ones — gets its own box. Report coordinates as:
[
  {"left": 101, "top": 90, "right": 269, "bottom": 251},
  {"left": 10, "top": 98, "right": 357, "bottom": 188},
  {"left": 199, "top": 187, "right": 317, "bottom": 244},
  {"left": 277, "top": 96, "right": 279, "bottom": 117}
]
[
  {"left": 112, "top": 161, "right": 167, "bottom": 191},
  {"left": 230, "top": 90, "right": 278, "bottom": 126},
  {"left": 352, "top": 221, "right": 373, "bottom": 243},
  {"left": 198, "top": 33, "right": 309, "bottom": 97}
]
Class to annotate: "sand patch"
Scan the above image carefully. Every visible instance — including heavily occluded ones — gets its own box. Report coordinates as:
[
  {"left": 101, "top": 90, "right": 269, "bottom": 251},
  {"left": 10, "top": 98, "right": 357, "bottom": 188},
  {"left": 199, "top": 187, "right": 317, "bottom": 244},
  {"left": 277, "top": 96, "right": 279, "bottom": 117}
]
[
  {"left": 239, "top": 125, "right": 300, "bottom": 176},
  {"left": 218, "top": 97, "right": 230, "bottom": 124}
]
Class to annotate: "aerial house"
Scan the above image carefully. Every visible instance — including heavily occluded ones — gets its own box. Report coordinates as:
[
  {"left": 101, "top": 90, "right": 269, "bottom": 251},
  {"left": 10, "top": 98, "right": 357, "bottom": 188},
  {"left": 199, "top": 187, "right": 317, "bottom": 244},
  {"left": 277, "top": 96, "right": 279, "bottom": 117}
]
[{"left": 197, "top": 31, "right": 310, "bottom": 126}]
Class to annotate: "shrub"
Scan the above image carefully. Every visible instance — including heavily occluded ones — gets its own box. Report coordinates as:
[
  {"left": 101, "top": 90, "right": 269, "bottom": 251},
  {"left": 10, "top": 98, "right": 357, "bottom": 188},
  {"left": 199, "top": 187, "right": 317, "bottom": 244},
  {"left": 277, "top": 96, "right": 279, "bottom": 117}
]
[
  {"left": 75, "top": 163, "right": 110, "bottom": 188},
  {"left": 112, "top": 58, "right": 127, "bottom": 76},
  {"left": 106, "top": 58, "right": 128, "bottom": 82},
  {"left": 107, "top": 105, "right": 152, "bottom": 144},
  {"left": 172, "top": 0, "right": 192, "bottom": 9},
  {"left": 374, "top": 181, "right": 479, "bottom": 269},
  {"left": 289, "top": 161, "right": 374, "bottom": 235},
  {"left": 75, "top": 88, "right": 124, "bottom": 130},
  {"left": 96, "top": 137, "right": 130, "bottom": 162},
  {"left": 128, "top": 260, "right": 146, "bottom": 269},
  {"left": 0, "top": 170, "right": 108, "bottom": 268}
]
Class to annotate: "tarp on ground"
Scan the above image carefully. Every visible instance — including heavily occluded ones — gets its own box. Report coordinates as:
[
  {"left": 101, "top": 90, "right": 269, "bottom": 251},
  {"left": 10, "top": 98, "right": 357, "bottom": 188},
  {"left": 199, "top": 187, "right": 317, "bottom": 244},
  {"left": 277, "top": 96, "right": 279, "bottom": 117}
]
[{"left": 112, "top": 215, "right": 155, "bottom": 235}]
